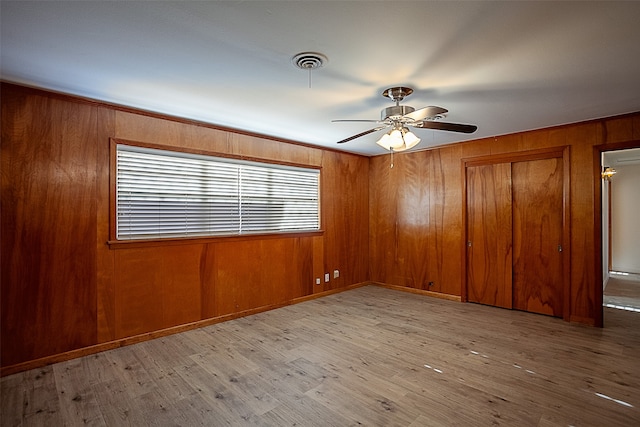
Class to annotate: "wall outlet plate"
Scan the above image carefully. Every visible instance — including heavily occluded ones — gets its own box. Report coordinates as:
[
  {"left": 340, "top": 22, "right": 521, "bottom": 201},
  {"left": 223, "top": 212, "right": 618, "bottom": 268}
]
[{"left": 324, "top": 273, "right": 330, "bottom": 282}]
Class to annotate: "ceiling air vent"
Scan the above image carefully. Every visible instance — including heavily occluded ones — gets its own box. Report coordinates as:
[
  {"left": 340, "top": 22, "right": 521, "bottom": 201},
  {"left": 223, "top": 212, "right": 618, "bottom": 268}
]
[{"left": 292, "top": 52, "right": 328, "bottom": 88}]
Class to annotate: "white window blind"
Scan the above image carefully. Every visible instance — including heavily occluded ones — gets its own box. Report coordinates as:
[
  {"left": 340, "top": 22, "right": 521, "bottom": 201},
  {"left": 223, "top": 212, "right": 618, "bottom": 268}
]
[{"left": 116, "top": 144, "right": 320, "bottom": 240}]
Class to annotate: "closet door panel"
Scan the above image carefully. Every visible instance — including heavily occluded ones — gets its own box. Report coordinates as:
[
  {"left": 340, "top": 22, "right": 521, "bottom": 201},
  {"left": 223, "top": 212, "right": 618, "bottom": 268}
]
[
  {"left": 466, "top": 163, "right": 513, "bottom": 308},
  {"left": 512, "top": 158, "right": 564, "bottom": 317}
]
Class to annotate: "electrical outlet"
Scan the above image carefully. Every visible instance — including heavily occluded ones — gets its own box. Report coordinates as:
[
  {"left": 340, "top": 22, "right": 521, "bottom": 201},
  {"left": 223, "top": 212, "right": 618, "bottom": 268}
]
[
  {"left": 324, "top": 273, "right": 330, "bottom": 282},
  {"left": 316, "top": 278, "right": 321, "bottom": 285},
  {"left": 333, "top": 269, "right": 339, "bottom": 279}
]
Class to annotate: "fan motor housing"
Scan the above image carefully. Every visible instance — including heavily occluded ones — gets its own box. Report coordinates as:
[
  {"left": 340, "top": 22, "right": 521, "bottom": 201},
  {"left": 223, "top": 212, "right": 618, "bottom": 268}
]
[{"left": 382, "top": 105, "right": 415, "bottom": 120}]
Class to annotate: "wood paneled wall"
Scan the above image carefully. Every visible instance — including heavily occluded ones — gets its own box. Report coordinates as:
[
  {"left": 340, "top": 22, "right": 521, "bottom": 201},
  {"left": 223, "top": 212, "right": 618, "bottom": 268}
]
[
  {"left": 369, "top": 147, "right": 465, "bottom": 296},
  {"left": 1, "top": 89, "right": 100, "bottom": 366},
  {"left": 2, "top": 82, "right": 638, "bottom": 372},
  {"left": 1, "top": 84, "right": 369, "bottom": 370},
  {"left": 369, "top": 113, "right": 640, "bottom": 325}
]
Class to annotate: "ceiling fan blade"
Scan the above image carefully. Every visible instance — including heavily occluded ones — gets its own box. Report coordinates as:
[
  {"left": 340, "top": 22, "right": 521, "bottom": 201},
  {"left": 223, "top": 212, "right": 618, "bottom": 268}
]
[
  {"left": 415, "top": 121, "right": 477, "bottom": 133},
  {"left": 336, "top": 126, "right": 388, "bottom": 144},
  {"left": 403, "top": 106, "right": 448, "bottom": 122}
]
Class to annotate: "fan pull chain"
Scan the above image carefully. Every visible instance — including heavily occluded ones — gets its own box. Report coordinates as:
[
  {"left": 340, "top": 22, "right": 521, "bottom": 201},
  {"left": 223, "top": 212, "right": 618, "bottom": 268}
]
[{"left": 390, "top": 151, "right": 394, "bottom": 168}]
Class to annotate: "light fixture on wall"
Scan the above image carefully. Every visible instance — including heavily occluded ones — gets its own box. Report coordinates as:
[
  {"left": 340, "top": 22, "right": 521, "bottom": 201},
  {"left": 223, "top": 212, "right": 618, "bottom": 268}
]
[
  {"left": 375, "top": 126, "right": 421, "bottom": 152},
  {"left": 602, "top": 166, "right": 617, "bottom": 181}
]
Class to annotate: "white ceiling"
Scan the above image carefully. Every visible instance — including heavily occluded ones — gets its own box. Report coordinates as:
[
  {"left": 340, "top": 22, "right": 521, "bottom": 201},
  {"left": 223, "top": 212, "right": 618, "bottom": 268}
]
[{"left": 2, "top": 1, "right": 640, "bottom": 156}]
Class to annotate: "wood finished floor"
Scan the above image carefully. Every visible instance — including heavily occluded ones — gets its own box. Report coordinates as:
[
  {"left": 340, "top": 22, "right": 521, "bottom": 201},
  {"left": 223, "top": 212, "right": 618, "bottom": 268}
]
[
  {"left": 2, "top": 285, "right": 639, "bottom": 426},
  {"left": 604, "top": 276, "right": 640, "bottom": 311}
]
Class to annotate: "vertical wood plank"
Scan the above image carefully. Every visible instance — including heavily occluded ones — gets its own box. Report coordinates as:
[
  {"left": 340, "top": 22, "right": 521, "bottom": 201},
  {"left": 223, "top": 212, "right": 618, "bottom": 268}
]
[
  {"left": 200, "top": 243, "right": 217, "bottom": 319},
  {"left": 210, "top": 237, "right": 315, "bottom": 316},
  {"left": 466, "top": 163, "right": 513, "bottom": 308},
  {"left": 312, "top": 235, "right": 324, "bottom": 294},
  {"left": 429, "top": 145, "right": 464, "bottom": 295},
  {"left": 512, "top": 158, "right": 564, "bottom": 317},
  {"left": 97, "top": 108, "right": 117, "bottom": 343},
  {"left": 292, "top": 237, "right": 314, "bottom": 298},
  {"left": 369, "top": 153, "right": 402, "bottom": 285},
  {"left": 321, "top": 151, "right": 369, "bottom": 290},
  {"left": 569, "top": 129, "right": 598, "bottom": 322},
  {"left": 1, "top": 86, "right": 98, "bottom": 366},
  {"left": 394, "top": 151, "right": 431, "bottom": 289},
  {"left": 114, "top": 245, "right": 202, "bottom": 338}
]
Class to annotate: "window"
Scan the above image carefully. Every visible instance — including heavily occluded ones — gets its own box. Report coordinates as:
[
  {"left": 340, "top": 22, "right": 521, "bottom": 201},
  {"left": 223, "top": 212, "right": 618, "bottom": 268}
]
[{"left": 115, "top": 143, "right": 320, "bottom": 240}]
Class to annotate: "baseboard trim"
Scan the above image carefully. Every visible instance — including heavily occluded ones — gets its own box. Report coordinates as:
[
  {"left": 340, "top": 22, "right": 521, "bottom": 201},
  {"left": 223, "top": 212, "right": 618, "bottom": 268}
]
[
  {"left": 370, "top": 282, "right": 462, "bottom": 302},
  {"left": 569, "top": 315, "right": 596, "bottom": 326}
]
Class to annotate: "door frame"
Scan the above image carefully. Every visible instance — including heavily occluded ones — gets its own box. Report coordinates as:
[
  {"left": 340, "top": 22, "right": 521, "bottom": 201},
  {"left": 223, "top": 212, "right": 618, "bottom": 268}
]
[
  {"left": 593, "top": 139, "right": 640, "bottom": 327},
  {"left": 462, "top": 146, "right": 571, "bottom": 321}
]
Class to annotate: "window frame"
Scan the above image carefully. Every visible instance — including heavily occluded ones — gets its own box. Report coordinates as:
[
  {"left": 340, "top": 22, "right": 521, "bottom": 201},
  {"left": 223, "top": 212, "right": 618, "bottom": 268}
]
[{"left": 108, "top": 138, "right": 323, "bottom": 249}]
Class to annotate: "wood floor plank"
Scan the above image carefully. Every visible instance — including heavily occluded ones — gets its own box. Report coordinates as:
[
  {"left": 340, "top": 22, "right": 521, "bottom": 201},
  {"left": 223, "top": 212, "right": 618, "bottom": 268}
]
[
  {"left": 248, "top": 394, "right": 352, "bottom": 427},
  {"left": 52, "top": 358, "right": 106, "bottom": 426},
  {"left": 130, "top": 342, "right": 201, "bottom": 403},
  {"left": 175, "top": 357, "right": 261, "bottom": 423},
  {"left": 2, "top": 285, "right": 640, "bottom": 426},
  {"left": 90, "top": 377, "right": 147, "bottom": 426},
  {"left": 0, "top": 371, "right": 25, "bottom": 426},
  {"left": 18, "top": 367, "right": 64, "bottom": 426}
]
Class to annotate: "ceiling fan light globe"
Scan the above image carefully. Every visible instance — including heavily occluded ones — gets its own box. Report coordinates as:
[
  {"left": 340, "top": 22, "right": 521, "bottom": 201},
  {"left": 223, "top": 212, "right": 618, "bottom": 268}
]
[
  {"left": 403, "top": 131, "right": 421, "bottom": 149},
  {"left": 389, "top": 129, "right": 405, "bottom": 149},
  {"left": 376, "top": 133, "right": 393, "bottom": 150}
]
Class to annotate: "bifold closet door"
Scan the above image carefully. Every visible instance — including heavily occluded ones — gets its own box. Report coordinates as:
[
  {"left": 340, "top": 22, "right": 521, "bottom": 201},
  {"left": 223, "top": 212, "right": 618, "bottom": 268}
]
[
  {"left": 511, "top": 158, "right": 564, "bottom": 317},
  {"left": 466, "top": 163, "right": 513, "bottom": 309}
]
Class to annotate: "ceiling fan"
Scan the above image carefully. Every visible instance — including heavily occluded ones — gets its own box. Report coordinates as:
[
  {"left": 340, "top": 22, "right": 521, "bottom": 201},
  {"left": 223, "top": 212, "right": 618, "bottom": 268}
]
[{"left": 333, "top": 86, "right": 477, "bottom": 151}]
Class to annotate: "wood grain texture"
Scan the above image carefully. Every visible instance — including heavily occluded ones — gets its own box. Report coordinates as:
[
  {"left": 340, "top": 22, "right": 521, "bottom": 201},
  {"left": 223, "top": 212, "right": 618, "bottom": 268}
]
[
  {"left": 114, "top": 111, "right": 322, "bottom": 168},
  {"left": 429, "top": 146, "right": 465, "bottom": 295},
  {"left": 569, "top": 132, "right": 598, "bottom": 322},
  {"left": 114, "top": 244, "right": 203, "bottom": 338},
  {"left": 2, "top": 82, "right": 640, "bottom": 372},
  {"left": 106, "top": 96, "right": 368, "bottom": 341},
  {"left": 368, "top": 154, "right": 400, "bottom": 284},
  {"left": 97, "top": 107, "right": 117, "bottom": 343},
  {"left": 208, "top": 237, "right": 314, "bottom": 317},
  {"left": 602, "top": 114, "right": 640, "bottom": 144},
  {"left": 320, "top": 151, "right": 370, "bottom": 291},
  {"left": 391, "top": 151, "right": 431, "bottom": 289},
  {"left": 512, "top": 157, "right": 564, "bottom": 317},
  {"left": 1, "top": 86, "right": 99, "bottom": 366},
  {"left": 369, "top": 148, "right": 464, "bottom": 295},
  {"left": 369, "top": 112, "right": 639, "bottom": 326},
  {"left": 466, "top": 163, "right": 513, "bottom": 308},
  {"left": 1, "top": 83, "right": 369, "bottom": 370},
  {"left": 312, "top": 236, "right": 324, "bottom": 294},
  {"left": 3, "top": 286, "right": 639, "bottom": 426}
]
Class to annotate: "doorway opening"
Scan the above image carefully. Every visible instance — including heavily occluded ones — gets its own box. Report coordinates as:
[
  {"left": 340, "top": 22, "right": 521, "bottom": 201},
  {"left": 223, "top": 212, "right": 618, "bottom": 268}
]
[{"left": 596, "top": 143, "right": 640, "bottom": 326}]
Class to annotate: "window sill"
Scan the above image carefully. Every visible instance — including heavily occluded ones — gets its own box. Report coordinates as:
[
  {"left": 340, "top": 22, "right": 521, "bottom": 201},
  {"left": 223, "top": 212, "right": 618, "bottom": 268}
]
[{"left": 107, "top": 230, "right": 324, "bottom": 250}]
